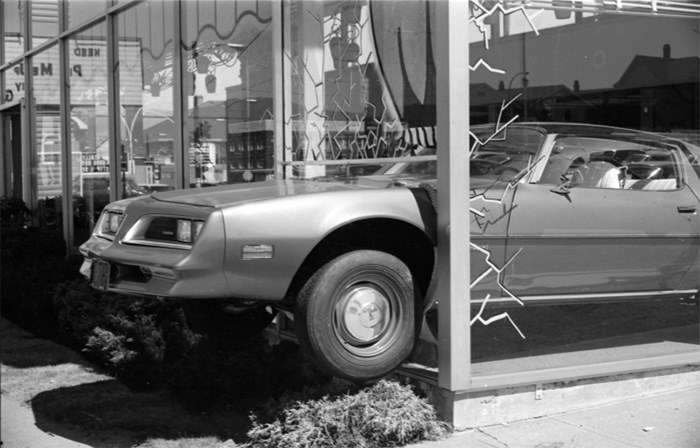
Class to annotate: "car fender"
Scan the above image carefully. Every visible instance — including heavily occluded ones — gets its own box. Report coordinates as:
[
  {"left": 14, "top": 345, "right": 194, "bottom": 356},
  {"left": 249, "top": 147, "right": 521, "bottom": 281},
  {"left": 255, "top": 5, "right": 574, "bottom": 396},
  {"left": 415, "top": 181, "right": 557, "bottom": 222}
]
[{"left": 220, "top": 187, "right": 432, "bottom": 301}]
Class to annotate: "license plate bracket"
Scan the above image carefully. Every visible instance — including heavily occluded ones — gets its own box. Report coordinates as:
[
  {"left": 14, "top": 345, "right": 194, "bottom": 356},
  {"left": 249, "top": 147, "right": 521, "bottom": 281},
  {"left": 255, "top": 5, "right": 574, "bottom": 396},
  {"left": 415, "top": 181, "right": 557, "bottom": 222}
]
[{"left": 91, "top": 260, "right": 111, "bottom": 291}]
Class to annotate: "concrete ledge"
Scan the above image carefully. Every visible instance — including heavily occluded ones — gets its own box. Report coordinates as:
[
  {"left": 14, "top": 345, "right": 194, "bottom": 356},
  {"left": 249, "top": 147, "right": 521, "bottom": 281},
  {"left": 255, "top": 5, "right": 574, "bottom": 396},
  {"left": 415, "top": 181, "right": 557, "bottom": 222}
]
[{"left": 418, "top": 365, "right": 700, "bottom": 429}]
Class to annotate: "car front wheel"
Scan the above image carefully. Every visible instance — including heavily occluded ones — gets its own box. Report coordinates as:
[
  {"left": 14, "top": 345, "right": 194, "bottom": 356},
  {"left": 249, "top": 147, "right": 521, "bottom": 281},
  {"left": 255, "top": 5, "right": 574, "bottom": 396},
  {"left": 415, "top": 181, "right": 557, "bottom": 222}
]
[{"left": 294, "top": 250, "right": 417, "bottom": 382}]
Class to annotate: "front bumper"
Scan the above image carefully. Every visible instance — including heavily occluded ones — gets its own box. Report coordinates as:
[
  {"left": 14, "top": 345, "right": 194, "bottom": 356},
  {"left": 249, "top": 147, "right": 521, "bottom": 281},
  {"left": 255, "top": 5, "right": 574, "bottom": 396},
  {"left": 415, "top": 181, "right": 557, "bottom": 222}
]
[{"left": 79, "top": 214, "right": 232, "bottom": 299}]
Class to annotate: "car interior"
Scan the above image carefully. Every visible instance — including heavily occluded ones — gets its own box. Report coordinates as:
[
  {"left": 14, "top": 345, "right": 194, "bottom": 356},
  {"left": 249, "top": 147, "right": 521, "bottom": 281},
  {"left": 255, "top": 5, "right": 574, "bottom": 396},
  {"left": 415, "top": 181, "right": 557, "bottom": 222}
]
[{"left": 541, "top": 139, "right": 680, "bottom": 191}]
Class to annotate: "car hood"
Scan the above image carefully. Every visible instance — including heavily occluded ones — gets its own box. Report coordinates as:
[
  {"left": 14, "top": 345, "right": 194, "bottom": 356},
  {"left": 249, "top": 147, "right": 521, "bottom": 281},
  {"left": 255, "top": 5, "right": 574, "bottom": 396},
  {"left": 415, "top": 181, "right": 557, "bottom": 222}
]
[
  {"left": 150, "top": 179, "right": 386, "bottom": 208},
  {"left": 149, "top": 176, "right": 506, "bottom": 208}
]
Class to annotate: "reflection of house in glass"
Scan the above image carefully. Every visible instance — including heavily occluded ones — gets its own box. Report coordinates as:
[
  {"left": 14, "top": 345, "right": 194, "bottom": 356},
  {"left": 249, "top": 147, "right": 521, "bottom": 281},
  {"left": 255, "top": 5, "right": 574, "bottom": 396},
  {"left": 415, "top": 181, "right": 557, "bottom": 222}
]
[
  {"left": 472, "top": 45, "right": 699, "bottom": 132},
  {"left": 608, "top": 45, "right": 699, "bottom": 131}
]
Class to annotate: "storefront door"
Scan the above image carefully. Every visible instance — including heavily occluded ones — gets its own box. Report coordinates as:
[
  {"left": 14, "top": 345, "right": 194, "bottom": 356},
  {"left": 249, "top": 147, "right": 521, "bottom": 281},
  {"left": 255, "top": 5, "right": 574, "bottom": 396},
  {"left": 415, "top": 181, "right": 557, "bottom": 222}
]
[{"left": 1, "top": 104, "right": 22, "bottom": 200}]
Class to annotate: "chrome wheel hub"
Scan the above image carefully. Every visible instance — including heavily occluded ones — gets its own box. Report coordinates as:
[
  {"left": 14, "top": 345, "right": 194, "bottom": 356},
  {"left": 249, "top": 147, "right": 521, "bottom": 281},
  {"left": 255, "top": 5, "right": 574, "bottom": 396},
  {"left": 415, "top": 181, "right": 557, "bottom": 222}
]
[{"left": 339, "top": 285, "right": 390, "bottom": 345}]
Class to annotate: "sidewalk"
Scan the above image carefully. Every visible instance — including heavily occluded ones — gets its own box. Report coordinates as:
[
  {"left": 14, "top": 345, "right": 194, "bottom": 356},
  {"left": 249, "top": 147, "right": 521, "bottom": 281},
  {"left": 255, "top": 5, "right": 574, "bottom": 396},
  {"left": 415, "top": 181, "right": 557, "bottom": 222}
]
[
  {"left": 1, "top": 396, "right": 92, "bottom": 448},
  {"left": 408, "top": 384, "right": 700, "bottom": 448},
  {"left": 3, "top": 384, "right": 699, "bottom": 447}
]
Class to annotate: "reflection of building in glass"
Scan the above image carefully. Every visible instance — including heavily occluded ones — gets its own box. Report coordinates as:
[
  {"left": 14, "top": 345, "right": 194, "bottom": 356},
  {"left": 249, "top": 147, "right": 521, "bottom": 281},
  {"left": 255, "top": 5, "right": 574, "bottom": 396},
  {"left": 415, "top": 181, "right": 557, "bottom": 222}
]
[
  {"left": 469, "top": 44, "right": 699, "bottom": 131},
  {"left": 469, "top": 14, "right": 699, "bottom": 131}
]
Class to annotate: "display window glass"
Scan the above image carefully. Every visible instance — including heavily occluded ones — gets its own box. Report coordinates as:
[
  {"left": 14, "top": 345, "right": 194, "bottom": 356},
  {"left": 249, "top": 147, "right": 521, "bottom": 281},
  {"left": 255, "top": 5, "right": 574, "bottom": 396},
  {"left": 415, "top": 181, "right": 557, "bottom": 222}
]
[
  {"left": 30, "top": 45, "right": 63, "bottom": 232},
  {"left": 2, "top": 62, "right": 26, "bottom": 104},
  {"left": 68, "top": 21, "right": 111, "bottom": 244},
  {"left": 1, "top": 64, "right": 24, "bottom": 199},
  {"left": 182, "top": 0, "right": 274, "bottom": 187},
  {"left": 117, "top": 0, "right": 176, "bottom": 194},
  {"left": 461, "top": 5, "right": 700, "bottom": 379},
  {"left": 66, "top": 0, "right": 109, "bottom": 30},
  {"left": 2, "top": 0, "right": 24, "bottom": 71},
  {"left": 30, "top": 0, "right": 58, "bottom": 49}
]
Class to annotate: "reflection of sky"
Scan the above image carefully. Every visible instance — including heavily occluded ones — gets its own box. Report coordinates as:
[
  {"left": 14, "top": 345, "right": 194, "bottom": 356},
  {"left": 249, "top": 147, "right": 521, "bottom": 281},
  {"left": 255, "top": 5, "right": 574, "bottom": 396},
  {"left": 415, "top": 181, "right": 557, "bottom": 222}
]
[{"left": 138, "top": 87, "right": 173, "bottom": 117}]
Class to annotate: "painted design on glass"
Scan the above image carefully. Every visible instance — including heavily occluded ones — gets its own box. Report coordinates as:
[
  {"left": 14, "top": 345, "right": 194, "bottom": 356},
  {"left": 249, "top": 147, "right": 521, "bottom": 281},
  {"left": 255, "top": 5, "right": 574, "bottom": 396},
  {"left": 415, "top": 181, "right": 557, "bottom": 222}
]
[{"left": 466, "top": 0, "right": 541, "bottom": 339}]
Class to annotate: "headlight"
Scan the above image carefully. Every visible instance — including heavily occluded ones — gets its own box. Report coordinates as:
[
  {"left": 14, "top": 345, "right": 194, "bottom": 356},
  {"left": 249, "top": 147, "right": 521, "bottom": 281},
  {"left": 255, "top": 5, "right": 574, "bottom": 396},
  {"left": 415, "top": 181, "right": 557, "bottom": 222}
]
[
  {"left": 177, "top": 219, "right": 192, "bottom": 243},
  {"left": 97, "top": 210, "right": 124, "bottom": 238},
  {"left": 108, "top": 213, "right": 122, "bottom": 233},
  {"left": 138, "top": 217, "right": 206, "bottom": 246},
  {"left": 176, "top": 219, "right": 205, "bottom": 244}
]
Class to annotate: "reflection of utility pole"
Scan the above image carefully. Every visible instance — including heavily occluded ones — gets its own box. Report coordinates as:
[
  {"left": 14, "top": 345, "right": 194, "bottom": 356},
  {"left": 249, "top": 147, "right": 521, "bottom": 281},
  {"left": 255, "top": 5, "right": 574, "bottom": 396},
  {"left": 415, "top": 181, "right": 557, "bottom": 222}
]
[
  {"left": 239, "top": 58, "right": 258, "bottom": 182},
  {"left": 508, "top": 71, "right": 529, "bottom": 120},
  {"left": 521, "top": 33, "right": 528, "bottom": 121},
  {"left": 246, "top": 61, "right": 250, "bottom": 173},
  {"left": 120, "top": 100, "right": 174, "bottom": 183},
  {"left": 121, "top": 144, "right": 127, "bottom": 198},
  {"left": 522, "top": 74, "right": 529, "bottom": 121},
  {"left": 193, "top": 94, "right": 202, "bottom": 186}
]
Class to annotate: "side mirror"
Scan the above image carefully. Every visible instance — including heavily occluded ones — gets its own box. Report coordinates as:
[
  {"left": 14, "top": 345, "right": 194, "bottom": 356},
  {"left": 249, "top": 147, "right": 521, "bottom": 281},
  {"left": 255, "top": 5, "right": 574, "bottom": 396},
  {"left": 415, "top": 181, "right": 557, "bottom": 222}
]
[{"left": 550, "top": 180, "right": 573, "bottom": 203}]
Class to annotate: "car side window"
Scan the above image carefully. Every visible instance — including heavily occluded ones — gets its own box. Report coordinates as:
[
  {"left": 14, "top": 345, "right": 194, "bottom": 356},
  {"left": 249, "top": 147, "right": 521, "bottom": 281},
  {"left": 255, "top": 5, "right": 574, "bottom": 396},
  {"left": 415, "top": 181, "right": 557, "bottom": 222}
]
[{"left": 539, "top": 138, "right": 681, "bottom": 191}]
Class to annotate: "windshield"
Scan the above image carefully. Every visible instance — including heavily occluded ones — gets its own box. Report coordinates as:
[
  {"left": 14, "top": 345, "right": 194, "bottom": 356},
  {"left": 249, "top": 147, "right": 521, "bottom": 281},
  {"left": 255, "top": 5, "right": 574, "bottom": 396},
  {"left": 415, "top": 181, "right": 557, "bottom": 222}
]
[
  {"left": 470, "top": 127, "right": 546, "bottom": 183},
  {"left": 331, "top": 126, "right": 547, "bottom": 181}
]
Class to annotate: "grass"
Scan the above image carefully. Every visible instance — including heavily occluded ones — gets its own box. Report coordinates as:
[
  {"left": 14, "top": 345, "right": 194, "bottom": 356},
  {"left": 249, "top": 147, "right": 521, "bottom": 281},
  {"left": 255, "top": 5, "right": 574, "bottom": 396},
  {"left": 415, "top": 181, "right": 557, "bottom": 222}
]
[{"left": 0, "top": 318, "right": 112, "bottom": 403}]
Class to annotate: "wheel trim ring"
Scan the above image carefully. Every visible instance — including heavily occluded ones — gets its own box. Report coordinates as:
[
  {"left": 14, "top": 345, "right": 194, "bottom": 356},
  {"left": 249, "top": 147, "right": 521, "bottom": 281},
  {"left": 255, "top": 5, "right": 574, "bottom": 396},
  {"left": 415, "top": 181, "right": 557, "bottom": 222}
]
[{"left": 332, "top": 271, "right": 406, "bottom": 358}]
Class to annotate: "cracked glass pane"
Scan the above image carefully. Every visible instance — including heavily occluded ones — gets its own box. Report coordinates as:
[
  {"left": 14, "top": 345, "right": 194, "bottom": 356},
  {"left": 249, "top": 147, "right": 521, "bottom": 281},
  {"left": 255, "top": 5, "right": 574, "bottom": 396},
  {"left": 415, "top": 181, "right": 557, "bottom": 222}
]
[{"left": 463, "top": 2, "right": 700, "bottom": 376}]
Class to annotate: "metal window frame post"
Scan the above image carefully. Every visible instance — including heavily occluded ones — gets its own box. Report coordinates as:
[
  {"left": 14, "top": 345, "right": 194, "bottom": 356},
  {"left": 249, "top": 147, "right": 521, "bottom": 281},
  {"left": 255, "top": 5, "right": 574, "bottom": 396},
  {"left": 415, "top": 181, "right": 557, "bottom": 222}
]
[{"left": 435, "top": 0, "right": 472, "bottom": 427}]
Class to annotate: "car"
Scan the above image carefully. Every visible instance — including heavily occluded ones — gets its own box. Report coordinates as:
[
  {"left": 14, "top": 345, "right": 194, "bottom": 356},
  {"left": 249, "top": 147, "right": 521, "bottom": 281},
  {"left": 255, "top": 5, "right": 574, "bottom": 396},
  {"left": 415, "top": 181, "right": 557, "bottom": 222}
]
[
  {"left": 75, "top": 175, "right": 147, "bottom": 216},
  {"left": 79, "top": 123, "right": 700, "bottom": 382},
  {"left": 139, "top": 183, "right": 175, "bottom": 194}
]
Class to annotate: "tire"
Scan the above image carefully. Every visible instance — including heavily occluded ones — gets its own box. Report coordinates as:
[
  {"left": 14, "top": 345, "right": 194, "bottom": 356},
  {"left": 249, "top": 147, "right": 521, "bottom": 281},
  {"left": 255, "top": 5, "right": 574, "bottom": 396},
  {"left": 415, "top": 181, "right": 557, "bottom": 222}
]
[
  {"left": 294, "top": 250, "right": 417, "bottom": 382},
  {"left": 183, "top": 300, "right": 276, "bottom": 340}
]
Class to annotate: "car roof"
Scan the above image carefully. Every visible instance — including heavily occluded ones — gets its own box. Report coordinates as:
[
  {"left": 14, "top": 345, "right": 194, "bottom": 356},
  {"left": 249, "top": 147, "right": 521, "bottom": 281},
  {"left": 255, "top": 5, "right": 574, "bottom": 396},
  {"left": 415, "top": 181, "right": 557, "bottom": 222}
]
[{"left": 473, "top": 122, "right": 675, "bottom": 144}]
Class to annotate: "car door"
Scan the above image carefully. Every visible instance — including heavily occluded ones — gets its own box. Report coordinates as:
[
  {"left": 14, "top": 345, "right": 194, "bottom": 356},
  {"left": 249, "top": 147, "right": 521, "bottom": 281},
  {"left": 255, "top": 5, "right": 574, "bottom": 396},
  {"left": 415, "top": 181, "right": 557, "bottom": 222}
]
[{"left": 502, "top": 136, "right": 699, "bottom": 304}]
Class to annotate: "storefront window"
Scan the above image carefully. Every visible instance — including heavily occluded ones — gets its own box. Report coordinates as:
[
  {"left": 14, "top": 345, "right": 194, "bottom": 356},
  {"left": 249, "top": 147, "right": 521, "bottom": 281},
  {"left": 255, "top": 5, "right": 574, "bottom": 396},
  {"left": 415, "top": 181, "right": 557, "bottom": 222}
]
[
  {"left": 66, "top": 0, "right": 108, "bottom": 29},
  {"left": 1, "top": 65, "right": 23, "bottom": 199},
  {"left": 118, "top": 0, "right": 176, "bottom": 194},
  {"left": 463, "top": 7, "right": 700, "bottom": 378},
  {"left": 182, "top": 0, "right": 273, "bottom": 187},
  {"left": 2, "top": 0, "right": 24, "bottom": 68},
  {"left": 69, "top": 21, "right": 110, "bottom": 244},
  {"left": 2, "top": 62, "right": 26, "bottom": 104},
  {"left": 32, "top": 45, "right": 63, "bottom": 231},
  {"left": 30, "top": 0, "right": 58, "bottom": 48},
  {"left": 287, "top": 0, "right": 435, "bottom": 179}
]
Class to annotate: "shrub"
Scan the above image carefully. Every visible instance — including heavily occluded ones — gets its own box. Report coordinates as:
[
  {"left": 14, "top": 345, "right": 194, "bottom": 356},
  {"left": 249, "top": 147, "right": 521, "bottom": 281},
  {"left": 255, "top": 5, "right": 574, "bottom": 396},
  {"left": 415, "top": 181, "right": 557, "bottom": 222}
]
[
  {"left": 1, "top": 196, "right": 30, "bottom": 227},
  {"left": 53, "top": 280, "right": 201, "bottom": 389},
  {"left": 0, "top": 223, "right": 79, "bottom": 337},
  {"left": 245, "top": 379, "right": 447, "bottom": 448},
  {"left": 52, "top": 280, "right": 330, "bottom": 405}
]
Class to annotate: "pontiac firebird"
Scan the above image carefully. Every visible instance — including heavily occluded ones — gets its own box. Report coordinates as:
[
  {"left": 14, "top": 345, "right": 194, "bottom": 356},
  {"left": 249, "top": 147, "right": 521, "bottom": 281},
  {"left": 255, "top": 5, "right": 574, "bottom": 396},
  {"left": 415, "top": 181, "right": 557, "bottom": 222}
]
[{"left": 80, "top": 123, "right": 700, "bottom": 382}]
